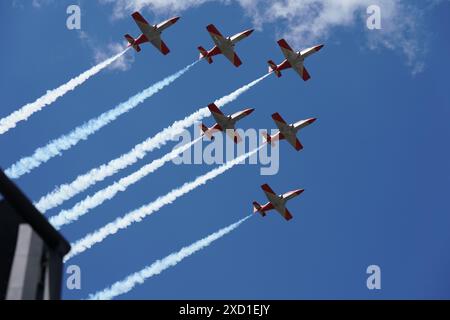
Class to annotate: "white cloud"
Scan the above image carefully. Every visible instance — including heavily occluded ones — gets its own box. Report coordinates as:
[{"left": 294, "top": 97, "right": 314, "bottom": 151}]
[
  {"left": 242, "top": 0, "right": 427, "bottom": 75},
  {"left": 79, "top": 31, "right": 134, "bottom": 71},
  {"left": 100, "top": 0, "right": 437, "bottom": 74},
  {"left": 12, "top": 0, "right": 53, "bottom": 9},
  {"left": 31, "top": 0, "right": 54, "bottom": 8},
  {"left": 94, "top": 42, "right": 134, "bottom": 71},
  {"left": 99, "top": 0, "right": 219, "bottom": 18}
]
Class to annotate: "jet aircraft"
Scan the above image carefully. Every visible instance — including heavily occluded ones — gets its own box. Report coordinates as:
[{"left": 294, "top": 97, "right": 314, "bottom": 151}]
[
  {"left": 253, "top": 184, "right": 304, "bottom": 221},
  {"left": 268, "top": 39, "right": 324, "bottom": 80},
  {"left": 124, "top": 11, "right": 180, "bottom": 55},
  {"left": 198, "top": 24, "right": 254, "bottom": 67},
  {"left": 263, "top": 113, "right": 317, "bottom": 151},
  {"left": 200, "top": 103, "right": 254, "bottom": 143}
]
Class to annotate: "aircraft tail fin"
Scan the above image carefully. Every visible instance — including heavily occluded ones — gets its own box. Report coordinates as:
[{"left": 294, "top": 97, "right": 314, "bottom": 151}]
[
  {"left": 268, "top": 60, "right": 281, "bottom": 77},
  {"left": 124, "top": 34, "right": 141, "bottom": 52},
  {"left": 253, "top": 201, "right": 266, "bottom": 216},
  {"left": 262, "top": 131, "right": 275, "bottom": 146},
  {"left": 198, "top": 46, "right": 213, "bottom": 64},
  {"left": 199, "top": 123, "right": 215, "bottom": 140}
]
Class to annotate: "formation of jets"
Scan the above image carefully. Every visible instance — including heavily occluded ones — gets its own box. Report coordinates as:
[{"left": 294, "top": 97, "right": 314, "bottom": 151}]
[
  {"left": 124, "top": 11, "right": 323, "bottom": 77},
  {"left": 124, "top": 11, "right": 324, "bottom": 221},
  {"left": 199, "top": 106, "right": 316, "bottom": 221}
]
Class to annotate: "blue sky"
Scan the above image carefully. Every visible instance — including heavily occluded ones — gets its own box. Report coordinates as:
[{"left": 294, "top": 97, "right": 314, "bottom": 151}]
[{"left": 1, "top": 0, "right": 449, "bottom": 299}]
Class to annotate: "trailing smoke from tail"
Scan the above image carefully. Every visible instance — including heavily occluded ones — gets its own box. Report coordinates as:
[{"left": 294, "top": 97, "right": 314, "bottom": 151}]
[
  {"left": 6, "top": 61, "right": 197, "bottom": 179},
  {"left": 88, "top": 215, "right": 252, "bottom": 300},
  {"left": 49, "top": 137, "right": 202, "bottom": 229},
  {"left": 0, "top": 50, "right": 128, "bottom": 135},
  {"left": 35, "top": 73, "right": 269, "bottom": 213},
  {"left": 64, "top": 146, "right": 263, "bottom": 262}
]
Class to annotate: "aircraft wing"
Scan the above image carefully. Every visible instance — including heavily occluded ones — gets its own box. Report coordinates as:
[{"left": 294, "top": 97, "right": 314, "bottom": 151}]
[
  {"left": 206, "top": 24, "right": 226, "bottom": 47},
  {"left": 222, "top": 48, "right": 242, "bottom": 67},
  {"left": 261, "top": 184, "right": 279, "bottom": 204},
  {"left": 149, "top": 36, "right": 170, "bottom": 55},
  {"left": 226, "top": 129, "right": 242, "bottom": 144},
  {"left": 277, "top": 39, "right": 296, "bottom": 60},
  {"left": 286, "top": 135, "right": 303, "bottom": 151},
  {"left": 132, "top": 12, "right": 154, "bottom": 35},
  {"left": 280, "top": 208, "right": 293, "bottom": 221},
  {"left": 208, "top": 103, "right": 228, "bottom": 127},
  {"left": 292, "top": 63, "right": 311, "bottom": 81}
]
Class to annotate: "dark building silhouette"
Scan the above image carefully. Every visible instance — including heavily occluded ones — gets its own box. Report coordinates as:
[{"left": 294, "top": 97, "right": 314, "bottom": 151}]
[{"left": 0, "top": 169, "right": 70, "bottom": 300}]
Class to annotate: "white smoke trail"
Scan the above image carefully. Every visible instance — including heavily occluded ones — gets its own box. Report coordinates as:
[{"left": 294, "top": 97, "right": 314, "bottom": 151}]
[
  {"left": 0, "top": 50, "right": 128, "bottom": 135},
  {"left": 64, "top": 146, "right": 262, "bottom": 262},
  {"left": 88, "top": 215, "right": 251, "bottom": 300},
  {"left": 35, "top": 73, "right": 269, "bottom": 213},
  {"left": 50, "top": 137, "right": 202, "bottom": 229},
  {"left": 6, "top": 61, "right": 197, "bottom": 179}
]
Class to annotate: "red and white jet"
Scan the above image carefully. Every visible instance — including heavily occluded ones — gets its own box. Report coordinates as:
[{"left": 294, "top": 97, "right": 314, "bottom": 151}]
[
  {"left": 253, "top": 184, "right": 304, "bottom": 221},
  {"left": 198, "top": 24, "right": 254, "bottom": 67},
  {"left": 199, "top": 103, "right": 254, "bottom": 144},
  {"left": 124, "top": 11, "right": 180, "bottom": 55},
  {"left": 268, "top": 39, "right": 324, "bottom": 81},
  {"left": 263, "top": 112, "right": 317, "bottom": 151}
]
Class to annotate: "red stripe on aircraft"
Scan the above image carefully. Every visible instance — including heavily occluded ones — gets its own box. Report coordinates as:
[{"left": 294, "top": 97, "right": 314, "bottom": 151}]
[
  {"left": 132, "top": 12, "right": 149, "bottom": 25},
  {"left": 295, "top": 139, "right": 304, "bottom": 151},
  {"left": 233, "top": 54, "right": 242, "bottom": 67},
  {"left": 272, "top": 112, "right": 287, "bottom": 124},
  {"left": 206, "top": 24, "right": 223, "bottom": 37},
  {"left": 207, "top": 103, "right": 222, "bottom": 115},
  {"left": 160, "top": 41, "right": 170, "bottom": 55},
  {"left": 242, "top": 108, "right": 255, "bottom": 115},
  {"left": 261, "top": 184, "right": 275, "bottom": 195},
  {"left": 277, "top": 39, "right": 293, "bottom": 51}
]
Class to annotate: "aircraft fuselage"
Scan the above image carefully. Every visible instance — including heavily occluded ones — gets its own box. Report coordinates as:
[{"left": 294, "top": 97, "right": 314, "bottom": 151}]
[{"left": 216, "top": 116, "right": 235, "bottom": 131}]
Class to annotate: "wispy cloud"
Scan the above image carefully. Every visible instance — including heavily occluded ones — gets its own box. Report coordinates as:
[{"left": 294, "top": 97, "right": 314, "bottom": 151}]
[
  {"left": 79, "top": 31, "right": 135, "bottom": 72},
  {"left": 31, "top": 0, "right": 54, "bottom": 8},
  {"left": 100, "top": 0, "right": 437, "bottom": 74},
  {"left": 245, "top": 0, "right": 428, "bottom": 75},
  {"left": 99, "top": 0, "right": 216, "bottom": 19}
]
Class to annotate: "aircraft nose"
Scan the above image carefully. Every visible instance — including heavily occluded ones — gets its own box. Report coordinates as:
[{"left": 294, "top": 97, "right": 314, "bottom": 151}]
[
  {"left": 309, "top": 118, "right": 317, "bottom": 124},
  {"left": 172, "top": 16, "right": 181, "bottom": 23},
  {"left": 246, "top": 108, "right": 255, "bottom": 115},
  {"left": 245, "top": 29, "right": 255, "bottom": 36},
  {"left": 316, "top": 44, "right": 324, "bottom": 51}
]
